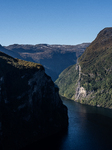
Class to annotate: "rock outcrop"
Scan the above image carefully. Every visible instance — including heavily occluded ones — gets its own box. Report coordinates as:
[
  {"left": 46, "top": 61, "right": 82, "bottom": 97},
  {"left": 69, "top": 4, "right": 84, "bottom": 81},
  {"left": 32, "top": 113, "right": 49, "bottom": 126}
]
[
  {"left": 0, "top": 51, "right": 68, "bottom": 150},
  {"left": 75, "top": 61, "right": 87, "bottom": 100}
]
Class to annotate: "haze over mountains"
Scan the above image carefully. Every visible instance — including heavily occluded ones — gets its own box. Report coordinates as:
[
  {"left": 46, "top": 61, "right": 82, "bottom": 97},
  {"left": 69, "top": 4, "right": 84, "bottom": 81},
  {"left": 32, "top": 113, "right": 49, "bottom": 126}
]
[{"left": 0, "top": 43, "right": 90, "bottom": 81}]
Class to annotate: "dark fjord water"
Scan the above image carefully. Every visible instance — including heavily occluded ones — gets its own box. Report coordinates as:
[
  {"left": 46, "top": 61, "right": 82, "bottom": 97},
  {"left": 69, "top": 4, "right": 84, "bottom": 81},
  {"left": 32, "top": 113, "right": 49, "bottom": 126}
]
[{"left": 23, "top": 99, "right": 112, "bottom": 150}]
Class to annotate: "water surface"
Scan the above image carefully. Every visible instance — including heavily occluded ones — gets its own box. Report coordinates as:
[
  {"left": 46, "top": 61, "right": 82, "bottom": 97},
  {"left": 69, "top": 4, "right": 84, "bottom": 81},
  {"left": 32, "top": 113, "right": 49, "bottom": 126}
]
[
  {"left": 60, "top": 99, "right": 112, "bottom": 150},
  {"left": 23, "top": 99, "right": 112, "bottom": 150}
]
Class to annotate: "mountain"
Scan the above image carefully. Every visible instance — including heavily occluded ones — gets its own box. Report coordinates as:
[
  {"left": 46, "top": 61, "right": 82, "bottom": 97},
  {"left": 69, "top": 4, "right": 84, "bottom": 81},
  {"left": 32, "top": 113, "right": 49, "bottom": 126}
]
[
  {"left": 0, "top": 43, "right": 90, "bottom": 81},
  {"left": 55, "top": 27, "right": 112, "bottom": 108},
  {"left": 0, "top": 44, "right": 23, "bottom": 59},
  {"left": 55, "top": 65, "right": 79, "bottom": 99},
  {"left": 0, "top": 51, "right": 68, "bottom": 149}
]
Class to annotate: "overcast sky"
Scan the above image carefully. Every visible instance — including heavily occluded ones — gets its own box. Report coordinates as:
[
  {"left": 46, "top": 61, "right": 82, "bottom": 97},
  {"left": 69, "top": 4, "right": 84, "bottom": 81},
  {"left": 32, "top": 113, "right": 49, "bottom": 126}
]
[{"left": 0, "top": 0, "right": 112, "bottom": 46}]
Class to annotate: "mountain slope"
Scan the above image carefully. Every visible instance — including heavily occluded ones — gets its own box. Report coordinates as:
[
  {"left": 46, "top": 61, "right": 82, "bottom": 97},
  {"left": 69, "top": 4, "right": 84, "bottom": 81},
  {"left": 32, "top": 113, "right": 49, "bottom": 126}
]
[
  {"left": 55, "top": 27, "right": 112, "bottom": 108},
  {"left": 0, "top": 51, "right": 68, "bottom": 149},
  {"left": 55, "top": 64, "right": 79, "bottom": 99},
  {"left": 0, "top": 43, "right": 90, "bottom": 81}
]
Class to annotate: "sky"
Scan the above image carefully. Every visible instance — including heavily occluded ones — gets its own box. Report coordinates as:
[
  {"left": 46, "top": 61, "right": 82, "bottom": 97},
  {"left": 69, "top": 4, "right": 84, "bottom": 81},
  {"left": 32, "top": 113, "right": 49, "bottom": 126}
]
[{"left": 0, "top": 0, "right": 112, "bottom": 46}]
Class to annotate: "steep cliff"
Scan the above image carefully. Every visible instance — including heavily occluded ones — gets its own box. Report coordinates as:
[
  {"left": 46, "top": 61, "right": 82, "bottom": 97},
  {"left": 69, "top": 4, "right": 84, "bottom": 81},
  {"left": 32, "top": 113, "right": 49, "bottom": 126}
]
[
  {"left": 0, "top": 51, "right": 68, "bottom": 150},
  {"left": 75, "top": 62, "right": 87, "bottom": 100},
  {"left": 56, "top": 27, "right": 112, "bottom": 108}
]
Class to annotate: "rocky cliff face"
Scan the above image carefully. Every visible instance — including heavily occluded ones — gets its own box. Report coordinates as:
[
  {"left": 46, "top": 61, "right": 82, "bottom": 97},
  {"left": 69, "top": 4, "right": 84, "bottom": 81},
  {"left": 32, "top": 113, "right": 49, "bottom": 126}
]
[
  {"left": 0, "top": 51, "right": 68, "bottom": 150},
  {"left": 75, "top": 62, "right": 87, "bottom": 100}
]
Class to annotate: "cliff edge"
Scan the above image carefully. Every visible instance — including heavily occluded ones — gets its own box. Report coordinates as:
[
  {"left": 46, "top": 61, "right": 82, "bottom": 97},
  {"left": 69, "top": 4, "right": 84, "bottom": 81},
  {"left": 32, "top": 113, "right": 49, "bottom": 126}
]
[{"left": 0, "top": 51, "right": 68, "bottom": 149}]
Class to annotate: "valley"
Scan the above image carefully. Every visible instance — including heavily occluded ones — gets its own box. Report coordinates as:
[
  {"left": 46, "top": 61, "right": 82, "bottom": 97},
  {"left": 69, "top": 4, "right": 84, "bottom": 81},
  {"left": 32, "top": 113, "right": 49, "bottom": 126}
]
[
  {"left": 0, "top": 43, "right": 90, "bottom": 81},
  {"left": 0, "top": 27, "right": 112, "bottom": 150}
]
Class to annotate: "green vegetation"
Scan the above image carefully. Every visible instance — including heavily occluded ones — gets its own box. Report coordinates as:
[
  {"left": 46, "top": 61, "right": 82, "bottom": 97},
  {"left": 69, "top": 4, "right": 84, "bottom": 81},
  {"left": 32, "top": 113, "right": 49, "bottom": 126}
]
[
  {"left": 55, "top": 65, "right": 79, "bottom": 99},
  {"left": 0, "top": 51, "right": 43, "bottom": 75},
  {"left": 78, "top": 46, "right": 112, "bottom": 108},
  {"left": 56, "top": 28, "right": 112, "bottom": 109}
]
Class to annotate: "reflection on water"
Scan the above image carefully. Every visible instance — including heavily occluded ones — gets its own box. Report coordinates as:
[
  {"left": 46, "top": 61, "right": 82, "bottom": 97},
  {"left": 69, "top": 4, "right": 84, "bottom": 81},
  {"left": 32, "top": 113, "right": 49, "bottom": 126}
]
[
  {"left": 61, "top": 99, "right": 112, "bottom": 150},
  {"left": 22, "top": 98, "right": 112, "bottom": 150}
]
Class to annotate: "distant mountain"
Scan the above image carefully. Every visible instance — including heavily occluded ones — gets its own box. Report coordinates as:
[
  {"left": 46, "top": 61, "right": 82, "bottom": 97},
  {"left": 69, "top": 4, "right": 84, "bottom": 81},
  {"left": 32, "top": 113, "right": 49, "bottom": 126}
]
[
  {"left": 55, "top": 27, "right": 112, "bottom": 108},
  {"left": 0, "top": 51, "right": 68, "bottom": 149},
  {"left": 0, "top": 43, "right": 90, "bottom": 81},
  {"left": 0, "top": 44, "right": 22, "bottom": 59}
]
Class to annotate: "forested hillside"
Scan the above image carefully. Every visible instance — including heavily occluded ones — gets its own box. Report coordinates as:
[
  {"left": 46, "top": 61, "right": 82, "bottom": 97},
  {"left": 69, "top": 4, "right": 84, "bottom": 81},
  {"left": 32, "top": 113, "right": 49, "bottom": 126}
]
[{"left": 56, "top": 28, "right": 112, "bottom": 108}]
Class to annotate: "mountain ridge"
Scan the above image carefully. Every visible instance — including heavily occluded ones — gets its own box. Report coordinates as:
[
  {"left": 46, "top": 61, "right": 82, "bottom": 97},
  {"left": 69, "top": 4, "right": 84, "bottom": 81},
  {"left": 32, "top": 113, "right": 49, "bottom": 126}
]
[
  {"left": 55, "top": 27, "right": 112, "bottom": 108},
  {"left": 0, "top": 43, "right": 90, "bottom": 81}
]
